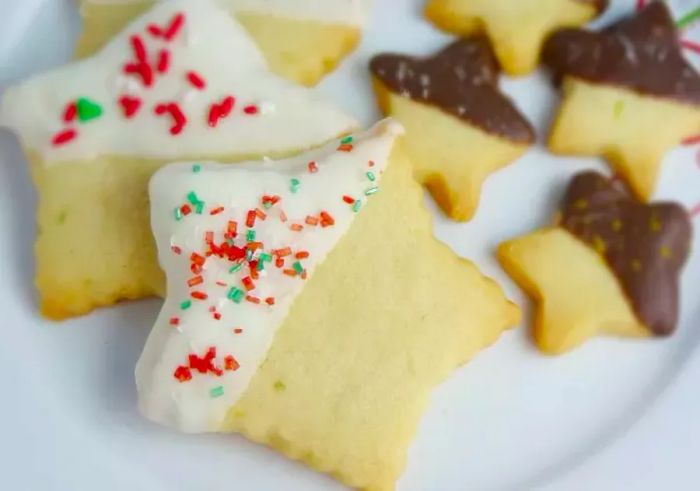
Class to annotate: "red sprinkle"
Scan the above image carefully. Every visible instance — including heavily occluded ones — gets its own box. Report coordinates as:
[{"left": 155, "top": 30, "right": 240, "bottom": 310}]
[
  {"left": 190, "top": 253, "right": 206, "bottom": 266},
  {"left": 169, "top": 317, "right": 180, "bottom": 326},
  {"left": 187, "top": 275, "right": 203, "bottom": 287},
  {"left": 215, "top": 281, "right": 228, "bottom": 287},
  {"left": 191, "top": 291, "right": 208, "bottom": 300},
  {"left": 118, "top": 95, "right": 142, "bottom": 118},
  {"left": 213, "top": 312, "right": 221, "bottom": 320},
  {"left": 171, "top": 245, "right": 182, "bottom": 255},
  {"left": 243, "top": 104, "right": 259, "bottom": 115},
  {"left": 242, "top": 276, "right": 255, "bottom": 291},
  {"left": 52, "top": 129, "right": 77, "bottom": 146},
  {"left": 63, "top": 102, "right": 77, "bottom": 123},
  {"left": 246, "top": 210, "right": 256, "bottom": 228},
  {"left": 180, "top": 204, "right": 192, "bottom": 216},
  {"left": 226, "top": 220, "right": 238, "bottom": 238},
  {"left": 174, "top": 365, "right": 192, "bottom": 382},
  {"left": 210, "top": 206, "right": 224, "bottom": 215},
  {"left": 279, "top": 210, "right": 288, "bottom": 223},
  {"left": 124, "top": 61, "right": 154, "bottom": 87},
  {"left": 308, "top": 161, "right": 318, "bottom": 173},
  {"left": 290, "top": 223, "right": 303, "bottom": 232},
  {"left": 188, "top": 347, "right": 223, "bottom": 376},
  {"left": 342, "top": 195, "right": 355, "bottom": 204},
  {"left": 164, "top": 12, "right": 185, "bottom": 41},
  {"left": 245, "top": 295, "right": 261, "bottom": 304},
  {"left": 130, "top": 35, "right": 148, "bottom": 63},
  {"left": 320, "top": 211, "right": 335, "bottom": 227},
  {"left": 155, "top": 102, "right": 187, "bottom": 135},
  {"left": 683, "top": 134, "right": 700, "bottom": 146},
  {"left": 186, "top": 71, "right": 207, "bottom": 90},
  {"left": 681, "top": 39, "right": 700, "bottom": 55},
  {"left": 265, "top": 297, "right": 275, "bottom": 306},
  {"left": 224, "top": 355, "right": 240, "bottom": 371},
  {"left": 283, "top": 269, "right": 298, "bottom": 277},
  {"left": 274, "top": 247, "right": 292, "bottom": 257},
  {"left": 305, "top": 215, "right": 319, "bottom": 226},
  {"left": 147, "top": 23, "right": 163, "bottom": 37},
  {"left": 295, "top": 251, "right": 309, "bottom": 259},
  {"left": 337, "top": 144, "right": 353, "bottom": 152},
  {"left": 255, "top": 208, "right": 267, "bottom": 220},
  {"left": 208, "top": 96, "right": 236, "bottom": 127},
  {"left": 233, "top": 328, "right": 243, "bottom": 334},
  {"left": 275, "top": 258, "right": 285, "bottom": 268},
  {"left": 156, "top": 49, "right": 170, "bottom": 73}
]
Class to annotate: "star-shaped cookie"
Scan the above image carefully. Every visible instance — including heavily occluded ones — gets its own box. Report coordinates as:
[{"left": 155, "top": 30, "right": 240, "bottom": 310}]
[
  {"left": 138, "top": 120, "right": 520, "bottom": 490},
  {"left": 0, "top": 0, "right": 356, "bottom": 319},
  {"left": 75, "top": 0, "right": 367, "bottom": 86},
  {"left": 424, "top": 0, "right": 607, "bottom": 75},
  {"left": 498, "top": 171, "right": 692, "bottom": 355},
  {"left": 544, "top": 2, "right": 700, "bottom": 200},
  {"left": 370, "top": 37, "right": 535, "bottom": 221}
]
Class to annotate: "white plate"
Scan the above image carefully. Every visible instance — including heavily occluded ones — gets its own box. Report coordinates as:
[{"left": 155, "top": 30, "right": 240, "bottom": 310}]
[{"left": 1, "top": 0, "right": 699, "bottom": 490}]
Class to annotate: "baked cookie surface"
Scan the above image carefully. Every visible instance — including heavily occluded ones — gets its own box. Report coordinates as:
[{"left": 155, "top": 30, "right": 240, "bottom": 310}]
[
  {"left": 544, "top": 2, "right": 700, "bottom": 200},
  {"left": 0, "top": 0, "right": 356, "bottom": 319},
  {"left": 138, "top": 121, "right": 520, "bottom": 490},
  {"left": 424, "top": 0, "right": 607, "bottom": 75},
  {"left": 370, "top": 38, "right": 535, "bottom": 221},
  {"left": 499, "top": 171, "right": 692, "bottom": 355},
  {"left": 75, "top": 0, "right": 367, "bottom": 85}
]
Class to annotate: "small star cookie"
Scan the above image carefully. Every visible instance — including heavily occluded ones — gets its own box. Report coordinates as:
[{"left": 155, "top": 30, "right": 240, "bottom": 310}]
[
  {"left": 138, "top": 120, "right": 520, "bottom": 490},
  {"left": 0, "top": 0, "right": 356, "bottom": 319},
  {"left": 75, "top": 0, "right": 367, "bottom": 86},
  {"left": 370, "top": 38, "right": 535, "bottom": 221},
  {"left": 498, "top": 171, "right": 692, "bottom": 355},
  {"left": 424, "top": 0, "right": 607, "bottom": 76},
  {"left": 544, "top": 2, "right": 700, "bottom": 200}
]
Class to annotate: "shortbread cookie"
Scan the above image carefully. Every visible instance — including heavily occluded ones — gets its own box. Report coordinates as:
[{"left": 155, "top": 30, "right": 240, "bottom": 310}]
[
  {"left": 0, "top": 0, "right": 356, "bottom": 320},
  {"left": 498, "top": 171, "right": 691, "bottom": 355},
  {"left": 75, "top": 0, "right": 368, "bottom": 86},
  {"left": 424, "top": 0, "right": 607, "bottom": 76},
  {"left": 544, "top": 2, "right": 700, "bottom": 200},
  {"left": 370, "top": 38, "right": 535, "bottom": 221},
  {"left": 138, "top": 120, "right": 520, "bottom": 490}
]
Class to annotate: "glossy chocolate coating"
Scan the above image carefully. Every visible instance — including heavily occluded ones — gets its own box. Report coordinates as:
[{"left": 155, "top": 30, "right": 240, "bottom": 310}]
[
  {"left": 544, "top": 2, "right": 700, "bottom": 105},
  {"left": 370, "top": 37, "right": 535, "bottom": 143},
  {"left": 560, "top": 172, "right": 692, "bottom": 335}
]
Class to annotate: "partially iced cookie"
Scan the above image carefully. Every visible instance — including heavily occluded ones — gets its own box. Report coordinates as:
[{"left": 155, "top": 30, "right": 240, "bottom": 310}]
[
  {"left": 76, "top": 0, "right": 369, "bottom": 86},
  {"left": 370, "top": 38, "right": 535, "bottom": 221},
  {"left": 139, "top": 120, "right": 520, "bottom": 489},
  {"left": 498, "top": 172, "right": 692, "bottom": 355},
  {"left": 424, "top": 0, "right": 607, "bottom": 76},
  {"left": 0, "top": 0, "right": 356, "bottom": 320},
  {"left": 544, "top": 2, "right": 700, "bottom": 200}
]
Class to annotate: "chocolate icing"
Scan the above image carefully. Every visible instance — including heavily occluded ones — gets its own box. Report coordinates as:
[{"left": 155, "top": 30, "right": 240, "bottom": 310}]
[
  {"left": 560, "top": 172, "right": 692, "bottom": 336},
  {"left": 544, "top": 2, "right": 700, "bottom": 105},
  {"left": 369, "top": 38, "right": 535, "bottom": 144}
]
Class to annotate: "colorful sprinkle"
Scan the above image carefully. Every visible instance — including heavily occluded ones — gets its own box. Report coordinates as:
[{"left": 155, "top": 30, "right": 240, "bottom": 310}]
[
  {"left": 292, "top": 261, "right": 304, "bottom": 274},
  {"left": 366, "top": 171, "right": 376, "bottom": 181},
  {"left": 352, "top": 200, "right": 362, "bottom": 212},
  {"left": 305, "top": 215, "right": 319, "bottom": 226},
  {"left": 63, "top": 102, "right": 77, "bottom": 123},
  {"left": 156, "top": 49, "right": 170, "bottom": 73},
  {"left": 246, "top": 229, "right": 256, "bottom": 242},
  {"left": 51, "top": 128, "right": 77, "bottom": 146},
  {"left": 365, "top": 186, "right": 379, "bottom": 196},
  {"left": 118, "top": 95, "right": 142, "bottom": 118},
  {"left": 290, "top": 178, "right": 301, "bottom": 193},
  {"left": 224, "top": 355, "right": 240, "bottom": 371},
  {"left": 174, "top": 365, "right": 192, "bottom": 382},
  {"left": 337, "top": 144, "right": 354, "bottom": 152},
  {"left": 341, "top": 135, "right": 353, "bottom": 144},
  {"left": 677, "top": 6, "right": 700, "bottom": 29},
  {"left": 308, "top": 161, "right": 319, "bottom": 173},
  {"left": 342, "top": 195, "right": 355, "bottom": 204},
  {"left": 191, "top": 291, "right": 208, "bottom": 300},
  {"left": 169, "top": 317, "right": 180, "bottom": 326},
  {"left": 186, "top": 70, "right": 207, "bottom": 90},
  {"left": 180, "top": 299, "right": 192, "bottom": 310},
  {"left": 164, "top": 12, "right": 185, "bottom": 41},
  {"left": 228, "top": 287, "right": 245, "bottom": 303},
  {"left": 210, "top": 386, "right": 225, "bottom": 398},
  {"left": 265, "top": 297, "right": 275, "bottom": 306},
  {"left": 243, "top": 104, "right": 259, "bottom": 115}
]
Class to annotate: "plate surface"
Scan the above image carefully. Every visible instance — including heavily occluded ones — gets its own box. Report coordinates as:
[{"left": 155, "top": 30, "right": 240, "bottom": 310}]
[{"left": 1, "top": 0, "right": 699, "bottom": 490}]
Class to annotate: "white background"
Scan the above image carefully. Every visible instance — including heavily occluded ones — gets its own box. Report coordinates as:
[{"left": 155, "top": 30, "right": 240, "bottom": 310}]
[{"left": 1, "top": 0, "right": 700, "bottom": 489}]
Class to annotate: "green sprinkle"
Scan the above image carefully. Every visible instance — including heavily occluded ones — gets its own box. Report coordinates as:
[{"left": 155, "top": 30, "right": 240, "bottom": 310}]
[
  {"left": 273, "top": 380, "right": 286, "bottom": 392},
  {"left": 229, "top": 263, "right": 242, "bottom": 274},
  {"left": 262, "top": 201, "right": 273, "bottom": 209},
  {"left": 677, "top": 6, "right": 700, "bottom": 29},
  {"left": 257, "top": 261, "right": 265, "bottom": 271},
  {"left": 174, "top": 207, "right": 183, "bottom": 221},
  {"left": 292, "top": 261, "right": 304, "bottom": 274},
  {"left": 341, "top": 135, "right": 353, "bottom": 144},
  {"left": 180, "top": 299, "right": 192, "bottom": 310},
  {"left": 192, "top": 164, "right": 202, "bottom": 173},
  {"left": 187, "top": 191, "right": 200, "bottom": 206},
  {"left": 194, "top": 202, "right": 204, "bottom": 215},
  {"left": 366, "top": 171, "right": 376, "bottom": 181},
  {"left": 364, "top": 186, "right": 379, "bottom": 196},
  {"left": 76, "top": 97, "right": 103, "bottom": 122},
  {"left": 228, "top": 287, "right": 245, "bottom": 303},
  {"left": 352, "top": 200, "right": 362, "bottom": 212},
  {"left": 246, "top": 249, "right": 254, "bottom": 261},
  {"left": 290, "top": 178, "right": 301, "bottom": 193},
  {"left": 246, "top": 229, "right": 256, "bottom": 242},
  {"left": 259, "top": 252, "right": 273, "bottom": 263},
  {"left": 210, "top": 386, "right": 224, "bottom": 398}
]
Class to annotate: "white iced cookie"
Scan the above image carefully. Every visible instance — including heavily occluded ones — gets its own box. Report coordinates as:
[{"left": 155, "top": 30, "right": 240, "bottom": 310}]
[
  {"left": 137, "top": 119, "right": 520, "bottom": 491},
  {"left": 139, "top": 119, "right": 400, "bottom": 432},
  {"left": 77, "top": 0, "right": 371, "bottom": 85},
  {"left": 0, "top": 0, "right": 356, "bottom": 320}
]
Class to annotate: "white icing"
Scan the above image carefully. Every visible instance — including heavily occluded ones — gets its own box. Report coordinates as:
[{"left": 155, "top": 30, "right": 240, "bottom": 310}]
[
  {"left": 0, "top": 0, "right": 356, "bottom": 164},
  {"left": 82, "top": 0, "right": 370, "bottom": 26},
  {"left": 136, "top": 119, "right": 402, "bottom": 433}
]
